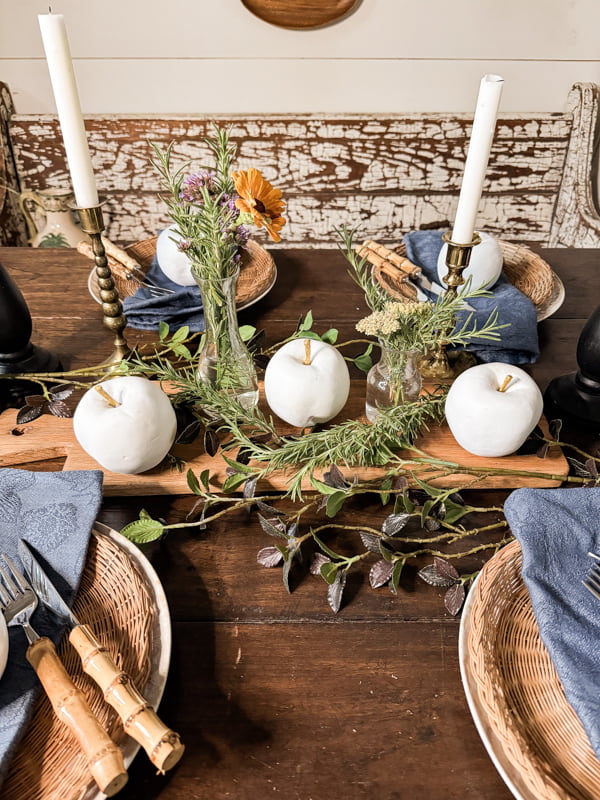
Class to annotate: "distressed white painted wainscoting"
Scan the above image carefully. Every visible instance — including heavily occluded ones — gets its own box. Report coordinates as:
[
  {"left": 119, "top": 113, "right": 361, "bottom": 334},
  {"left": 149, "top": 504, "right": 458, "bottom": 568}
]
[{"left": 4, "top": 83, "right": 600, "bottom": 249}]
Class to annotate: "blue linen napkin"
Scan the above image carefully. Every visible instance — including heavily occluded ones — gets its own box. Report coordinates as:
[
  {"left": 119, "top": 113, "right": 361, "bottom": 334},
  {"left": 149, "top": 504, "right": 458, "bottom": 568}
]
[
  {"left": 503, "top": 487, "right": 600, "bottom": 757},
  {"left": 123, "top": 249, "right": 204, "bottom": 332},
  {"left": 0, "top": 468, "right": 103, "bottom": 789},
  {"left": 403, "top": 230, "right": 539, "bottom": 365}
]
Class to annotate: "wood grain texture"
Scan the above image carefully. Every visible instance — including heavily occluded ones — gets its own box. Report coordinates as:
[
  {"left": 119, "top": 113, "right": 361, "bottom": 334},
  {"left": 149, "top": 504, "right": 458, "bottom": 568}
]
[
  {"left": 111, "top": 620, "right": 514, "bottom": 800},
  {"left": 0, "top": 383, "right": 569, "bottom": 495},
  {"left": 7, "top": 83, "right": 600, "bottom": 248},
  {"left": 241, "top": 0, "right": 359, "bottom": 29},
  {"left": 1, "top": 244, "right": 598, "bottom": 800}
]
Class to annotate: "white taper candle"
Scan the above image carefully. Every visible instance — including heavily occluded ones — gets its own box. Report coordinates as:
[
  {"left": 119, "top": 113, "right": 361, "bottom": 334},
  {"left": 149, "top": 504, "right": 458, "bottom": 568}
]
[
  {"left": 451, "top": 74, "right": 504, "bottom": 245},
  {"left": 38, "top": 13, "right": 99, "bottom": 208}
]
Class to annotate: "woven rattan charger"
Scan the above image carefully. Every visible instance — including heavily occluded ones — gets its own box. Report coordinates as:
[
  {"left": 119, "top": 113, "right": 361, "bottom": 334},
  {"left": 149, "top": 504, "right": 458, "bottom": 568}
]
[
  {"left": 368, "top": 238, "right": 565, "bottom": 321},
  {"left": 460, "top": 540, "right": 600, "bottom": 800},
  {"left": 3, "top": 525, "right": 167, "bottom": 800},
  {"left": 87, "top": 237, "right": 277, "bottom": 311}
]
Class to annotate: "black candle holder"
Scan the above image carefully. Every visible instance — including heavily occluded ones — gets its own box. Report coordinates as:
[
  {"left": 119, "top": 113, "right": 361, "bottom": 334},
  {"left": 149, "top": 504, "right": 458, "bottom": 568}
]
[
  {"left": 0, "top": 259, "right": 62, "bottom": 410},
  {"left": 544, "top": 306, "right": 600, "bottom": 424}
]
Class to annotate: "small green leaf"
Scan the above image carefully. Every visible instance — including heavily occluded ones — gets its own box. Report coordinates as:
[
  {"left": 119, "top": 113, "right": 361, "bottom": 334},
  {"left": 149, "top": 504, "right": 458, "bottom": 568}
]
[
  {"left": 390, "top": 559, "right": 405, "bottom": 594},
  {"left": 320, "top": 561, "right": 339, "bottom": 585},
  {"left": 199, "top": 469, "right": 210, "bottom": 491},
  {"left": 320, "top": 328, "right": 338, "bottom": 345},
  {"left": 172, "top": 344, "right": 193, "bottom": 360},
  {"left": 239, "top": 325, "right": 256, "bottom": 342},
  {"left": 170, "top": 325, "right": 190, "bottom": 344},
  {"left": 414, "top": 477, "right": 445, "bottom": 498},
  {"left": 221, "top": 453, "right": 256, "bottom": 474},
  {"left": 421, "top": 498, "right": 436, "bottom": 527},
  {"left": 326, "top": 491, "right": 347, "bottom": 518},
  {"left": 300, "top": 310, "right": 313, "bottom": 331},
  {"left": 353, "top": 353, "right": 373, "bottom": 373},
  {"left": 311, "top": 531, "right": 342, "bottom": 560},
  {"left": 158, "top": 321, "right": 169, "bottom": 341},
  {"left": 186, "top": 468, "right": 201, "bottom": 495},
  {"left": 222, "top": 473, "right": 249, "bottom": 493},
  {"left": 293, "top": 329, "right": 321, "bottom": 341},
  {"left": 310, "top": 477, "right": 342, "bottom": 496},
  {"left": 379, "top": 477, "right": 392, "bottom": 506},
  {"left": 443, "top": 500, "right": 470, "bottom": 525},
  {"left": 121, "top": 518, "right": 164, "bottom": 544}
]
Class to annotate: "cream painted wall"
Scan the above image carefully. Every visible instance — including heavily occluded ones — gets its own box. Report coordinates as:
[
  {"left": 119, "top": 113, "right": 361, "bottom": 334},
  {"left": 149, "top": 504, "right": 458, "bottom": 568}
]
[{"left": 1, "top": 0, "right": 600, "bottom": 115}]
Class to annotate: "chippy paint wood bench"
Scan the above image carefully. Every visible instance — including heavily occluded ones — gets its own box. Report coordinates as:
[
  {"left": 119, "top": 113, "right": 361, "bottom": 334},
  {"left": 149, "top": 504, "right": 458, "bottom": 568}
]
[{"left": 1, "top": 81, "right": 599, "bottom": 249}]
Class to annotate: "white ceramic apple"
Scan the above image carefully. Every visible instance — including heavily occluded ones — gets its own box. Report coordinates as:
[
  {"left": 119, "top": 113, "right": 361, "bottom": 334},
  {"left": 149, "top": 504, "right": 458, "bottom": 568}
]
[
  {"left": 155, "top": 224, "right": 196, "bottom": 286},
  {"left": 264, "top": 339, "right": 350, "bottom": 428},
  {"left": 437, "top": 232, "right": 504, "bottom": 291},
  {"left": 445, "top": 362, "right": 543, "bottom": 457},
  {"left": 73, "top": 376, "right": 177, "bottom": 474}
]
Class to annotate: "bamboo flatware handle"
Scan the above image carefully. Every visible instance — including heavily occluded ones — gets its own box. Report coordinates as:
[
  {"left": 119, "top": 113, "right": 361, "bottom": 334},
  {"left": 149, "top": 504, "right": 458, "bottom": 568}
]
[
  {"left": 69, "top": 624, "right": 185, "bottom": 772},
  {"left": 26, "top": 637, "right": 128, "bottom": 797}
]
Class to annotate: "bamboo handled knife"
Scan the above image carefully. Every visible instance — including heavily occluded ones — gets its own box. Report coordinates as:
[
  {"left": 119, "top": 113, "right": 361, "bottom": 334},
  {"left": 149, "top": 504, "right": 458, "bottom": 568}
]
[{"left": 18, "top": 540, "right": 185, "bottom": 773}]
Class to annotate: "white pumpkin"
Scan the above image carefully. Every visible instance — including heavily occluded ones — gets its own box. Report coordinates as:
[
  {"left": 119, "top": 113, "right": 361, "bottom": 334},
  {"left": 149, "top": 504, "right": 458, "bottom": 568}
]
[
  {"left": 437, "top": 232, "right": 504, "bottom": 291},
  {"left": 155, "top": 224, "right": 196, "bottom": 286},
  {"left": 73, "top": 376, "right": 177, "bottom": 474},
  {"left": 264, "top": 339, "right": 350, "bottom": 428},
  {"left": 445, "top": 362, "right": 543, "bottom": 457}
]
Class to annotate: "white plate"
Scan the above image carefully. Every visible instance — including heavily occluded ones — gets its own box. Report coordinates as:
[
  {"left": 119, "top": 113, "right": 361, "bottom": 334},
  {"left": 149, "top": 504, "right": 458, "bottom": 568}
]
[
  {"left": 87, "top": 265, "right": 277, "bottom": 314},
  {"left": 83, "top": 522, "right": 172, "bottom": 800},
  {"left": 458, "top": 570, "right": 527, "bottom": 800},
  {"left": 536, "top": 273, "right": 565, "bottom": 322},
  {"left": 0, "top": 613, "right": 8, "bottom": 682}
]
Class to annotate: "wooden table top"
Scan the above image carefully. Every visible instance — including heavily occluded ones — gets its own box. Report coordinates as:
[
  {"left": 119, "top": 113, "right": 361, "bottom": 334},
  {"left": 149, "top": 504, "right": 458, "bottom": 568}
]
[{"left": 0, "top": 244, "right": 599, "bottom": 800}]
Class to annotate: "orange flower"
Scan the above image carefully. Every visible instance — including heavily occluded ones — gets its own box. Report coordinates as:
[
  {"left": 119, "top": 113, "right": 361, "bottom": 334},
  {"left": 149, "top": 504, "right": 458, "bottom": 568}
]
[{"left": 232, "top": 167, "right": 286, "bottom": 242}]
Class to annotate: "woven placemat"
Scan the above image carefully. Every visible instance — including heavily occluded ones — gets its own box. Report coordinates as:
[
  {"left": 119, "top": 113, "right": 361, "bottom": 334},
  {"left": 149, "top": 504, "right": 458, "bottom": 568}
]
[
  {"left": 3, "top": 530, "right": 155, "bottom": 800},
  {"left": 375, "top": 239, "right": 563, "bottom": 321},
  {"left": 87, "top": 237, "right": 277, "bottom": 308},
  {"left": 462, "top": 540, "right": 600, "bottom": 800}
]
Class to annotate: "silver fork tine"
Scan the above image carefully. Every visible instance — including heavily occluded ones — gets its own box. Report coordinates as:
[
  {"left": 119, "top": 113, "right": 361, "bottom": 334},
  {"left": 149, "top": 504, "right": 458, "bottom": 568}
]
[
  {"left": 584, "top": 579, "right": 600, "bottom": 600},
  {"left": 588, "top": 551, "right": 600, "bottom": 561},
  {"left": 2, "top": 555, "right": 30, "bottom": 593},
  {"left": 0, "top": 575, "right": 11, "bottom": 606},
  {"left": 0, "top": 565, "right": 18, "bottom": 599}
]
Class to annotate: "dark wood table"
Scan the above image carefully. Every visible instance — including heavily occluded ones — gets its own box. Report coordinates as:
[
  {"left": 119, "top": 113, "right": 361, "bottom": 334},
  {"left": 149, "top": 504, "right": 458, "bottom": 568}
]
[{"left": 0, "top": 245, "right": 599, "bottom": 800}]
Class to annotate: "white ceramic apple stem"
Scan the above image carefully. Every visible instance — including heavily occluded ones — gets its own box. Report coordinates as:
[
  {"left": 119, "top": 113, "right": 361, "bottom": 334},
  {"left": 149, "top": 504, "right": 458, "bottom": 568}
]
[
  {"left": 498, "top": 375, "right": 513, "bottom": 393},
  {"left": 303, "top": 339, "right": 312, "bottom": 366},
  {"left": 94, "top": 384, "right": 121, "bottom": 407}
]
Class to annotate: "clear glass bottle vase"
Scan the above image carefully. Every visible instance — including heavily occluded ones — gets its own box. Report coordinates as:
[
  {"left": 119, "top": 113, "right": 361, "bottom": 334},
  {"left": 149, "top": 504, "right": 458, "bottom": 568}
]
[
  {"left": 195, "top": 269, "right": 259, "bottom": 410},
  {"left": 365, "top": 343, "right": 423, "bottom": 422}
]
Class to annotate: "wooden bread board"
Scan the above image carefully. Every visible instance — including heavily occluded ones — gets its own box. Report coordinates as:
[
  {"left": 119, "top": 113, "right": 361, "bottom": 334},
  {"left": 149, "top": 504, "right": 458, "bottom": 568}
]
[{"left": 0, "top": 382, "right": 568, "bottom": 496}]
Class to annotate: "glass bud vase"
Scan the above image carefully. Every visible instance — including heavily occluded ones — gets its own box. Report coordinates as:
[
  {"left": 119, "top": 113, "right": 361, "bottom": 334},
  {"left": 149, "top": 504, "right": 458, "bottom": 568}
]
[
  {"left": 195, "top": 268, "right": 259, "bottom": 410},
  {"left": 365, "top": 344, "right": 423, "bottom": 422}
]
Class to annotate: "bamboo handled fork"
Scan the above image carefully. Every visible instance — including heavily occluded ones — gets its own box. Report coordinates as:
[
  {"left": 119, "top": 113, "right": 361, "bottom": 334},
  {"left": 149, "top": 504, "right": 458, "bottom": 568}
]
[{"left": 0, "top": 555, "right": 128, "bottom": 797}]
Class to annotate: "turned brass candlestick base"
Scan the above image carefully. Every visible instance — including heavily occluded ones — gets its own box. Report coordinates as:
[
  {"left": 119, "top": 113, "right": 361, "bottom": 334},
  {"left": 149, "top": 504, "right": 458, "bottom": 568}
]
[
  {"left": 420, "top": 231, "right": 481, "bottom": 382},
  {"left": 77, "top": 205, "right": 130, "bottom": 368}
]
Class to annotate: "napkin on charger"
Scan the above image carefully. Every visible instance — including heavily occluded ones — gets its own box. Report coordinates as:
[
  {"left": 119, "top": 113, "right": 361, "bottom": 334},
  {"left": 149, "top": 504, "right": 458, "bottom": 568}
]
[
  {"left": 123, "top": 247, "right": 204, "bottom": 333},
  {"left": 403, "top": 230, "right": 540, "bottom": 365},
  {"left": 503, "top": 487, "right": 600, "bottom": 758},
  {"left": 0, "top": 468, "right": 103, "bottom": 789}
]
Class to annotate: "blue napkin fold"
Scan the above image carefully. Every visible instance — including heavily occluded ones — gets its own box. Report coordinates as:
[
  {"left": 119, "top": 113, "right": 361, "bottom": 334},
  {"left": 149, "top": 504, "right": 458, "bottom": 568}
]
[
  {"left": 403, "top": 230, "right": 539, "bottom": 365},
  {"left": 123, "top": 249, "right": 204, "bottom": 332},
  {"left": 503, "top": 487, "right": 600, "bottom": 757},
  {"left": 0, "top": 468, "right": 103, "bottom": 789}
]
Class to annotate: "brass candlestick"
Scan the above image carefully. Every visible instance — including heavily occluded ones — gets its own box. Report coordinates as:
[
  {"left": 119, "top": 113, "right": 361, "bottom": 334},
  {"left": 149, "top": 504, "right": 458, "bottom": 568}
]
[
  {"left": 420, "top": 231, "right": 481, "bottom": 381},
  {"left": 77, "top": 205, "right": 130, "bottom": 367}
]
